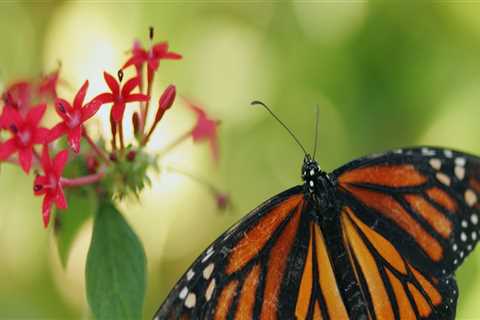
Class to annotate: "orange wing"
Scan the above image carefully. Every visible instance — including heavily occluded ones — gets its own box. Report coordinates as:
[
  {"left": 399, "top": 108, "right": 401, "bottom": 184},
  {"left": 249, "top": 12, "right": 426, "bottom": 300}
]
[
  {"left": 334, "top": 147, "right": 480, "bottom": 278},
  {"left": 341, "top": 206, "right": 458, "bottom": 320},
  {"left": 155, "top": 187, "right": 308, "bottom": 319}
]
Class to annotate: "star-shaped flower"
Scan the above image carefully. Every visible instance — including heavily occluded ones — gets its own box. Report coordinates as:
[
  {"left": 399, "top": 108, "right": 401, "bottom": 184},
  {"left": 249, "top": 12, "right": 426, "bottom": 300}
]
[
  {"left": 123, "top": 41, "right": 182, "bottom": 83},
  {"left": 0, "top": 104, "right": 49, "bottom": 173},
  {"left": 49, "top": 80, "right": 101, "bottom": 153},
  {"left": 94, "top": 72, "right": 149, "bottom": 123},
  {"left": 184, "top": 99, "right": 220, "bottom": 163},
  {"left": 38, "top": 69, "right": 60, "bottom": 100},
  {"left": 1, "top": 81, "right": 32, "bottom": 113},
  {"left": 33, "top": 146, "right": 68, "bottom": 227}
]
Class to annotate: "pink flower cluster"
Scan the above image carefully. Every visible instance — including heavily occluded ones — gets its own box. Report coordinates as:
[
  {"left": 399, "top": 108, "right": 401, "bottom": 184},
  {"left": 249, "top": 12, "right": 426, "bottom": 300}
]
[{"left": 0, "top": 30, "right": 224, "bottom": 227}]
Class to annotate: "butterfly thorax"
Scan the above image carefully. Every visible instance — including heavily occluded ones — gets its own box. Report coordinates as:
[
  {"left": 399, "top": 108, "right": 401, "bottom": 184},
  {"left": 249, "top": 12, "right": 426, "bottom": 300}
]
[{"left": 301, "top": 155, "right": 336, "bottom": 213}]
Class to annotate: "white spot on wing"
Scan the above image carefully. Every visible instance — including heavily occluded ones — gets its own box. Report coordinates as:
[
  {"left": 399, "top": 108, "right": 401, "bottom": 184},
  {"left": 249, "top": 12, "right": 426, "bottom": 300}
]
[
  {"left": 205, "top": 279, "right": 216, "bottom": 301},
  {"left": 465, "top": 189, "right": 477, "bottom": 207},
  {"left": 203, "top": 263, "right": 215, "bottom": 279},
  {"left": 455, "top": 166, "right": 465, "bottom": 180},
  {"left": 444, "top": 150, "right": 453, "bottom": 158},
  {"left": 422, "top": 148, "right": 436, "bottom": 156},
  {"left": 436, "top": 173, "right": 451, "bottom": 186},
  {"left": 455, "top": 157, "right": 466, "bottom": 167},
  {"left": 187, "top": 269, "right": 195, "bottom": 281},
  {"left": 429, "top": 158, "right": 442, "bottom": 170},
  {"left": 179, "top": 286, "right": 188, "bottom": 300},
  {"left": 471, "top": 213, "right": 478, "bottom": 225},
  {"left": 185, "top": 293, "right": 196, "bottom": 308},
  {"left": 461, "top": 232, "right": 467, "bottom": 242}
]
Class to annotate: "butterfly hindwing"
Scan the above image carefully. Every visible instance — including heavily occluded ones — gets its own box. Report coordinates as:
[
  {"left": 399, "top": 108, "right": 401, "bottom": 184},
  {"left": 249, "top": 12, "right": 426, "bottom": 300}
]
[
  {"left": 334, "top": 146, "right": 480, "bottom": 277},
  {"left": 341, "top": 206, "right": 458, "bottom": 320}
]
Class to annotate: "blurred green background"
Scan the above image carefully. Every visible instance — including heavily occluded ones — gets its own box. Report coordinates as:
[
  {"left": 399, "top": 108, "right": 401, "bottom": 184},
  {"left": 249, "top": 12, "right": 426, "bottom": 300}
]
[{"left": 1, "top": 1, "right": 480, "bottom": 319}]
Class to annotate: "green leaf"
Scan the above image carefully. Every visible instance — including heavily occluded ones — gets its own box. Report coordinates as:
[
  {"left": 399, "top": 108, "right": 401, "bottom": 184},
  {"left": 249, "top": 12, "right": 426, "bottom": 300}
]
[
  {"left": 54, "top": 186, "right": 97, "bottom": 268},
  {"left": 86, "top": 200, "right": 146, "bottom": 320}
]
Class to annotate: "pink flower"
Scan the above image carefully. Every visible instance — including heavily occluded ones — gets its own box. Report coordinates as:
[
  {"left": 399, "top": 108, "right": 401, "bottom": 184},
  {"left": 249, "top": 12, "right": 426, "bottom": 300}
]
[
  {"left": 0, "top": 104, "right": 49, "bottom": 173},
  {"left": 34, "top": 146, "right": 68, "bottom": 227},
  {"left": 123, "top": 41, "right": 182, "bottom": 83},
  {"left": 1, "top": 81, "right": 32, "bottom": 113},
  {"left": 94, "top": 72, "right": 149, "bottom": 123},
  {"left": 184, "top": 99, "right": 220, "bottom": 163},
  {"left": 49, "top": 80, "right": 101, "bottom": 153},
  {"left": 38, "top": 70, "right": 60, "bottom": 100}
]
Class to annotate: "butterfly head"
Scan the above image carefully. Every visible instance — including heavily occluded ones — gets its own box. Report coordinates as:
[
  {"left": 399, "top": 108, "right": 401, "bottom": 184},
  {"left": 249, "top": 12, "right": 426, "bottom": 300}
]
[{"left": 302, "top": 155, "right": 327, "bottom": 192}]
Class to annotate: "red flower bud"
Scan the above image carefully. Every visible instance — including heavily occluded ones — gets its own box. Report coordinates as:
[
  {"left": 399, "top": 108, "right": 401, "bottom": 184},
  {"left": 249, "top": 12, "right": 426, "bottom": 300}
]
[
  {"left": 155, "top": 85, "right": 176, "bottom": 122},
  {"left": 127, "top": 150, "right": 136, "bottom": 161}
]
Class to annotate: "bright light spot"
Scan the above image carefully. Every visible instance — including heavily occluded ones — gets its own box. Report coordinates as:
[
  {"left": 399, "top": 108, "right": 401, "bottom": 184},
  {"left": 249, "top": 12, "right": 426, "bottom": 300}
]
[
  {"left": 184, "top": 20, "right": 274, "bottom": 129},
  {"left": 50, "top": 222, "right": 92, "bottom": 313},
  {"left": 43, "top": 2, "right": 140, "bottom": 103}
]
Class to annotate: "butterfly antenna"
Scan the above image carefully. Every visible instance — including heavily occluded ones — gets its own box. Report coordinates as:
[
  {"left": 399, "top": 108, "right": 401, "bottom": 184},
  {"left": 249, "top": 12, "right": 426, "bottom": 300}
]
[
  {"left": 251, "top": 100, "right": 308, "bottom": 155},
  {"left": 313, "top": 105, "right": 319, "bottom": 160}
]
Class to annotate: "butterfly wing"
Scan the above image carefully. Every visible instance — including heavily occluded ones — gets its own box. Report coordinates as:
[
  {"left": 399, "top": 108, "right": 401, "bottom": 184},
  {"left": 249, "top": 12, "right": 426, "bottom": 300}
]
[
  {"left": 327, "top": 146, "right": 480, "bottom": 319},
  {"left": 155, "top": 186, "right": 312, "bottom": 319},
  {"left": 339, "top": 205, "right": 458, "bottom": 320}
]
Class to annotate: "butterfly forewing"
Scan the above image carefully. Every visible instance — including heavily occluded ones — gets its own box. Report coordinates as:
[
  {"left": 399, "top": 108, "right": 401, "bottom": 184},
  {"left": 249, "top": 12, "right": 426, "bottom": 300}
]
[
  {"left": 334, "top": 147, "right": 480, "bottom": 277},
  {"left": 155, "top": 187, "right": 308, "bottom": 319}
]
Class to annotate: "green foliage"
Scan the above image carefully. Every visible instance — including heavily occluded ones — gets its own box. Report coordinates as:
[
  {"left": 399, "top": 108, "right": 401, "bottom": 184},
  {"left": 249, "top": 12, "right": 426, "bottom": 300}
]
[{"left": 86, "top": 200, "right": 146, "bottom": 320}]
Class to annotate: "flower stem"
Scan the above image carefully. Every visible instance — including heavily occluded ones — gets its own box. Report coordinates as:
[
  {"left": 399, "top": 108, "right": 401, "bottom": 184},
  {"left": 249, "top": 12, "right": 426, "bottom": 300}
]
[
  {"left": 119, "top": 120, "right": 125, "bottom": 151},
  {"left": 157, "top": 129, "right": 191, "bottom": 156},
  {"left": 140, "top": 73, "right": 154, "bottom": 136},
  {"left": 82, "top": 129, "right": 111, "bottom": 165},
  {"left": 164, "top": 165, "right": 219, "bottom": 194},
  {"left": 61, "top": 171, "right": 105, "bottom": 187}
]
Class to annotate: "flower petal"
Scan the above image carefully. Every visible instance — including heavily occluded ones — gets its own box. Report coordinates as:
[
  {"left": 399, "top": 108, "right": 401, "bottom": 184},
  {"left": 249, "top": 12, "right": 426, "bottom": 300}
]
[
  {"left": 209, "top": 136, "right": 220, "bottom": 164},
  {"left": 93, "top": 92, "right": 115, "bottom": 104},
  {"left": 33, "top": 175, "right": 48, "bottom": 195},
  {"left": 121, "top": 77, "right": 140, "bottom": 97},
  {"left": 103, "top": 71, "right": 119, "bottom": 96},
  {"left": 81, "top": 99, "right": 102, "bottom": 122},
  {"left": 41, "top": 144, "right": 52, "bottom": 172},
  {"left": 48, "top": 123, "right": 67, "bottom": 143},
  {"left": 0, "top": 138, "right": 17, "bottom": 160},
  {"left": 54, "top": 149, "right": 69, "bottom": 175},
  {"left": 122, "top": 55, "right": 146, "bottom": 69},
  {"left": 54, "top": 98, "right": 73, "bottom": 120},
  {"left": 18, "top": 147, "right": 33, "bottom": 173},
  {"left": 55, "top": 187, "right": 68, "bottom": 210},
  {"left": 2, "top": 106, "right": 23, "bottom": 129},
  {"left": 163, "top": 52, "right": 182, "bottom": 60},
  {"left": 111, "top": 102, "right": 126, "bottom": 123},
  {"left": 26, "top": 104, "right": 47, "bottom": 128},
  {"left": 67, "top": 126, "right": 82, "bottom": 153},
  {"left": 125, "top": 93, "right": 149, "bottom": 103},
  {"left": 42, "top": 193, "right": 54, "bottom": 227},
  {"left": 152, "top": 42, "right": 168, "bottom": 55},
  {"left": 73, "top": 80, "right": 89, "bottom": 110},
  {"left": 33, "top": 127, "right": 50, "bottom": 145}
]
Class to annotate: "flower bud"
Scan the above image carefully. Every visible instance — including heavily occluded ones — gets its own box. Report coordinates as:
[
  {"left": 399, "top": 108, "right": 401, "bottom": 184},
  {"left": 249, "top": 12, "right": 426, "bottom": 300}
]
[
  {"left": 155, "top": 85, "right": 176, "bottom": 122},
  {"left": 127, "top": 150, "right": 136, "bottom": 161}
]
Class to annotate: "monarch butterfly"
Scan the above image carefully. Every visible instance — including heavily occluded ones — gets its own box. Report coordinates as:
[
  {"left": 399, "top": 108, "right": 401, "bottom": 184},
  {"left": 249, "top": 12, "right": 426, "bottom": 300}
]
[{"left": 154, "top": 102, "right": 480, "bottom": 320}]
